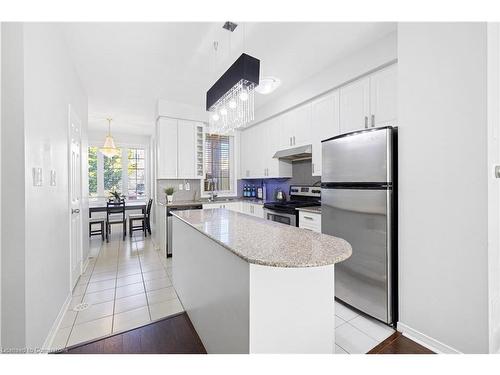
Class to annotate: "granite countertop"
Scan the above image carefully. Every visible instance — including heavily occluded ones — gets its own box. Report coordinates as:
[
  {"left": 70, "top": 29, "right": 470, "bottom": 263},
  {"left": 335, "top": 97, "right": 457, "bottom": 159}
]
[
  {"left": 296, "top": 206, "right": 322, "bottom": 214},
  {"left": 171, "top": 208, "right": 352, "bottom": 268},
  {"left": 157, "top": 198, "right": 265, "bottom": 207}
]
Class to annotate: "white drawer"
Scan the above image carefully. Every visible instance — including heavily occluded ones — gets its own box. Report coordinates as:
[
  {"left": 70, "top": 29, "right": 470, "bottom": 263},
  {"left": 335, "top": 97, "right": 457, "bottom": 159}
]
[{"left": 298, "top": 211, "right": 321, "bottom": 233}]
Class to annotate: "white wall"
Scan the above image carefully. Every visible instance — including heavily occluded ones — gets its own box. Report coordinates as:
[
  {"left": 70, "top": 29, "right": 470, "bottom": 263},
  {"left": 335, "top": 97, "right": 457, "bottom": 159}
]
[
  {"left": 397, "top": 23, "right": 489, "bottom": 353},
  {"left": 253, "top": 32, "right": 397, "bottom": 125},
  {"left": 1, "top": 23, "right": 88, "bottom": 349},
  {"left": 1, "top": 22, "right": 26, "bottom": 349}
]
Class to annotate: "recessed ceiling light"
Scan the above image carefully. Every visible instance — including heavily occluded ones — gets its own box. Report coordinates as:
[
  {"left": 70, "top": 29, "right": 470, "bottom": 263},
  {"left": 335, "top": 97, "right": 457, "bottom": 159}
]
[{"left": 255, "top": 76, "right": 281, "bottom": 95}]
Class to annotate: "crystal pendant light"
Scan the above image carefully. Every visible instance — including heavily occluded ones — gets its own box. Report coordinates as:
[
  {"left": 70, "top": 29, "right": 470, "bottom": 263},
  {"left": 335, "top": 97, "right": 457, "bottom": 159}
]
[
  {"left": 206, "top": 23, "right": 259, "bottom": 135},
  {"left": 100, "top": 118, "right": 119, "bottom": 157}
]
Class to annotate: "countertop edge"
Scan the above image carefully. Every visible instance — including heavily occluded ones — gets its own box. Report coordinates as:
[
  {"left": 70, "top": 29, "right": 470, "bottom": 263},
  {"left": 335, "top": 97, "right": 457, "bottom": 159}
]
[{"left": 170, "top": 211, "right": 352, "bottom": 268}]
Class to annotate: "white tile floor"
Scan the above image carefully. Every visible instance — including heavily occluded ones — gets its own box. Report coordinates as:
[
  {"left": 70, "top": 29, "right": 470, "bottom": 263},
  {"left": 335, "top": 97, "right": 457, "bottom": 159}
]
[
  {"left": 334, "top": 300, "right": 395, "bottom": 354},
  {"left": 50, "top": 229, "right": 393, "bottom": 353},
  {"left": 50, "top": 231, "right": 182, "bottom": 351}
]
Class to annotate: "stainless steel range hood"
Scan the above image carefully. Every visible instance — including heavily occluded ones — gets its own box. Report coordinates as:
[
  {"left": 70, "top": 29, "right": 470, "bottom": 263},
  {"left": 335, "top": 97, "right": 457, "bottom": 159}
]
[{"left": 272, "top": 144, "right": 312, "bottom": 161}]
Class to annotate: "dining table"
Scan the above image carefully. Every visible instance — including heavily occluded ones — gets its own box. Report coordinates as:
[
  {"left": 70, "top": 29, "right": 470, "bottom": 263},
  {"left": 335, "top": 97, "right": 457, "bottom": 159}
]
[{"left": 88, "top": 199, "right": 147, "bottom": 217}]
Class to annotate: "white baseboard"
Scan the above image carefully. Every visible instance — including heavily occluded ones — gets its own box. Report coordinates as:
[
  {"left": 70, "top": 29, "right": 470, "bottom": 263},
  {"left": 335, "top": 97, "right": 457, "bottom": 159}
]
[
  {"left": 397, "top": 322, "right": 461, "bottom": 354},
  {"left": 41, "top": 293, "right": 72, "bottom": 353},
  {"left": 81, "top": 255, "right": 90, "bottom": 274}
]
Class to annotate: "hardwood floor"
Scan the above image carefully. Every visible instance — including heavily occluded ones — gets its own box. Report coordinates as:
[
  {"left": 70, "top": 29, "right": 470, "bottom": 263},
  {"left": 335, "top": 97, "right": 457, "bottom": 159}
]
[
  {"left": 367, "top": 332, "right": 434, "bottom": 354},
  {"left": 58, "top": 312, "right": 206, "bottom": 354},
  {"left": 58, "top": 311, "right": 431, "bottom": 354}
]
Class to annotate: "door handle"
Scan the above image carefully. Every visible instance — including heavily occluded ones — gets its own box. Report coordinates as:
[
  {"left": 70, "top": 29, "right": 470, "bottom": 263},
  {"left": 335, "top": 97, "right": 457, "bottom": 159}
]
[
  {"left": 72, "top": 208, "right": 80, "bottom": 214},
  {"left": 364, "top": 116, "right": 368, "bottom": 129},
  {"left": 371, "top": 114, "right": 375, "bottom": 127},
  {"left": 495, "top": 165, "right": 500, "bottom": 178}
]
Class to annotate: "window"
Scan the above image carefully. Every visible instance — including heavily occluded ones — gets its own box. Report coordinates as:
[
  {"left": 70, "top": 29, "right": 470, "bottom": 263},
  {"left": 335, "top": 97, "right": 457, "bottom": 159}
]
[
  {"left": 128, "top": 148, "right": 145, "bottom": 200},
  {"left": 103, "top": 149, "right": 122, "bottom": 197},
  {"left": 88, "top": 146, "right": 98, "bottom": 197},
  {"left": 88, "top": 145, "right": 148, "bottom": 200},
  {"left": 203, "top": 134, "right": 234, "bottom": 194}
]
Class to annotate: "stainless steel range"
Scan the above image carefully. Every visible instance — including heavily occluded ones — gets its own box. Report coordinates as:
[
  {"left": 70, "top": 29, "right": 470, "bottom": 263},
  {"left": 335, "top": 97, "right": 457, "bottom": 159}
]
[{"left": 263, "top": 185, "right": 321, "bottom": 227}]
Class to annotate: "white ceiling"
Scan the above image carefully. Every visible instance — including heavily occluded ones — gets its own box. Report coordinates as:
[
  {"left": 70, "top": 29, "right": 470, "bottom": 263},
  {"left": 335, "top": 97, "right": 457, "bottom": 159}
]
[{"left": 63, "top": 22, "right": 396, "bottom": 135}]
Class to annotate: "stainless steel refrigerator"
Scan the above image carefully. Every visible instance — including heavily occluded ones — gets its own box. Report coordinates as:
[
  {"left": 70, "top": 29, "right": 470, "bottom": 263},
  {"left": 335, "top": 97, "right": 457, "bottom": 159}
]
[{"left": 321, "top": 126, "right": 397, "bottom": 326}]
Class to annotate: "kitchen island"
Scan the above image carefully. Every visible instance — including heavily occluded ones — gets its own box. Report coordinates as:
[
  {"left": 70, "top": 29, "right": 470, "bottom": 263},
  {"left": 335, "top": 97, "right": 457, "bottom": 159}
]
[{"left": 171, "top": 208, "right": 352, "bottom": 354}]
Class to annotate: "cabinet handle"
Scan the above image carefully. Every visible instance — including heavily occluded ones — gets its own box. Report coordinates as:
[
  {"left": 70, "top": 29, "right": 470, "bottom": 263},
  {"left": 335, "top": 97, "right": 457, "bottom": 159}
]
[
  {"left": 364, "top": 116, "right": 368, "bottom": 129},
  {"left": 312, "top": 163, "right": 315, "bottom": 174},
  {"left": 289, "top": 137, "right": 292, "bottom": 146},
  {"left": 371, "top": 114, "right": 375, "bottom": 128},
  {"left": 303, "top": 216, "right": 314, "bottom": 220},
  {"left": 293, "top": 136, "right": 296, "bottom": 145}
]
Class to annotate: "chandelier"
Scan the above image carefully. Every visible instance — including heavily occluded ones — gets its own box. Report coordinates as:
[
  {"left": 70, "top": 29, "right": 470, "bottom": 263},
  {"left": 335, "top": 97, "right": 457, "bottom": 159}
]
[
  {"left": 100, "top": 118, "right": 119, "bottom": 158},
  {"left": 206, "top": 23, "right": 260, "bottom": 134}
]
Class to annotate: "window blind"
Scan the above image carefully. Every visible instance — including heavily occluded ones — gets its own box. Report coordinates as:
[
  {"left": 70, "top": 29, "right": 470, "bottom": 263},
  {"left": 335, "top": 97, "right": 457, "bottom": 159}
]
[{"left": 204, "top": 134, "right": 231, "bottom": 192}]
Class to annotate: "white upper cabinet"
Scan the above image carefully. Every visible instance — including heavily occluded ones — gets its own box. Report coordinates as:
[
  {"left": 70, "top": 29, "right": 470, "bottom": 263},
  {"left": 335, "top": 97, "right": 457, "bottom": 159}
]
[
  {"left": 265, "top": 117, "right": 292, "bottom": 178},
  {"left": 157, "top": 117, "right": 178, "bottom": 179},
  {"left": 369, "top": 64, "right": 397, "bottom": 127},
  {"left": 177, "top": 120, "right": 196, "bottom": 179},
  {"left": 311, "top": 90, "right": 340, "bottom": 176},
  {"left": 157, "top": 117, "right": 203, "bottom": 180},
  {"left": 339, "top": 76, "right": 371, "bottom": 134},
  {"left": 339, "top": 64, "right": 397, "bottom": 133},
  {"left": 240, "top": 117, "right": 292, "bottom": 179},
  {"left": 280, "top": 103, "right": 312, "bottom": 148}
]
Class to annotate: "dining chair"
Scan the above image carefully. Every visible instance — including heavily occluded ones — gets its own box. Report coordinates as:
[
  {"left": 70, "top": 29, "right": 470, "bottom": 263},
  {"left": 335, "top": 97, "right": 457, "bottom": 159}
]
[
  {"left": 89, "top": 216, "right": 106, "bottom": 241},
  {"left": 128, "top": 198, "right": 153, "bottom": 237},
  {"left": 106, "top": 199, "right": 126, "bottom": 242}
]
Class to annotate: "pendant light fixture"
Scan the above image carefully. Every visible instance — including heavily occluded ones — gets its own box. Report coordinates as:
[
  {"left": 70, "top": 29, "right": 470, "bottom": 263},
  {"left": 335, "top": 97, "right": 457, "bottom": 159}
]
[
  {"left": 207, "top": 22, "right": 260, "bottom": 134},
  {"left": 100, "top": 118, "right": 119, "bottom": 157}
]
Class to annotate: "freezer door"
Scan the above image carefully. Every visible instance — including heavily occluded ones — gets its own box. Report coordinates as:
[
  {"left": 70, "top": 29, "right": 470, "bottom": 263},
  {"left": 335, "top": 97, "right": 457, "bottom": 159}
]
[
  {"left": 322, "top": 127, "right": 392, "bottom": 183},
  {"left": 322, "top": 188, "right": 392, "bottom": 324}
]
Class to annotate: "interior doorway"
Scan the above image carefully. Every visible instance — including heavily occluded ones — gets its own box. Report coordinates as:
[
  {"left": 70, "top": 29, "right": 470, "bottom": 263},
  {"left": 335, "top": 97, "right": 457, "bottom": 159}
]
[{"left": 69, "top": 105, "right": 83, "bottom": 289}]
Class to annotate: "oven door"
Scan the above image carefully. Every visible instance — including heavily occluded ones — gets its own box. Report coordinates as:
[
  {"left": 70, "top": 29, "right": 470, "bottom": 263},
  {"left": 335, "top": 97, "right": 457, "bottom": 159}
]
[{"left": 263, "top": 208, "right": 297, "bottom": 226}]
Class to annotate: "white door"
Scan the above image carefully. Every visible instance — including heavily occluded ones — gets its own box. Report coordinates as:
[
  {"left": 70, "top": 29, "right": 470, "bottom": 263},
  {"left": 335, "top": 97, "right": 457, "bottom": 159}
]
[
  {"left": 339, "top": 76, "right": 370, "bottom": 134},
  {"left": 311, "top": 90, "right": 340, "bottom": 176},
  {"left": 370, "top": 64, "right": 398, "bottom": 127},
  {"left": 177, "top": 119, "right": 196, "bottom": 178},
  {"left": 69, "top": 106, "right": 83, "bottom": 289}
]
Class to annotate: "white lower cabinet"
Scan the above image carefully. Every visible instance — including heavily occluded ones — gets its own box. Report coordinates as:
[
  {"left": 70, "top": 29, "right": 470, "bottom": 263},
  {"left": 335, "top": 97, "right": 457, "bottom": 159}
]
[
  {"left": 203, "top": 201, "right": 264, "bottom": 218},
  {"left": 203, "top": 202, "right": 240, "bottom": 211},
  {"left": 298, "top": 211, "right": 321, "bottom": 233}
]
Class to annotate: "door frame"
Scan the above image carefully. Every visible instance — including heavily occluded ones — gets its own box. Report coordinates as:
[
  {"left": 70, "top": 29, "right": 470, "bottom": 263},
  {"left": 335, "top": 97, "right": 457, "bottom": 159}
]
[
  {"left": 487, "top": 22, "right": 500, "bottom": 354},
  {"left": 68, "top": 104, "right": 84, "bottom": 290}
]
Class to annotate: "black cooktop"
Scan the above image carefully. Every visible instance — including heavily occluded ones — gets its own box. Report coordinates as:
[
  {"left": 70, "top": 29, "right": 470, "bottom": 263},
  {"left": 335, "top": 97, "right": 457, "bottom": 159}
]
[{"left": 264, "top": 200, "right": 320, "bottom": 213}]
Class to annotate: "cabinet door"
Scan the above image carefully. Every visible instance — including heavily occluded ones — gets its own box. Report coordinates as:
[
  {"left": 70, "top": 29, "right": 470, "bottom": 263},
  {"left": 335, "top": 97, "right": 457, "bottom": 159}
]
[
  {"left": 339, "top": 76, "right": 370, "bottom": 134},
  {"left": 246, "top": 125, "right": 264, "bottom": 178},
  {"left": 280, "top": 103, "right": 311, "bottom": 147},
  {"left": 177, "top": 120, "right": 196, "bottom": 179},
  {"left": 240, "top": 128, "right": 250, "bottom": 178},
  {"left": 252, "top": 204, "right": 264, "bottom": 218},
  {"left": 292, "top": 103, "right": 312, "bottom": 146},
  {"left": 370, "top": 64, "right": 397, "bottom": 127},
  {"left": 264, "top": 117, "right": 280, "bottom": 177},
  {"left": 311, "top": 91, "right": 340, "bottom": 176},
  {"left": 157, "top": 118, "right": 178, "bottom": 178}
]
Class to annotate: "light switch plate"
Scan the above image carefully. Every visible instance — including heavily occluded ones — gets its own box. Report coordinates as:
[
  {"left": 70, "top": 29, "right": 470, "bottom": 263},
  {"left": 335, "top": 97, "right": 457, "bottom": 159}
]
[
  {"left": 50, "top": 169, "right": 57, "bottom": 186},
  {"left": 32, "top": 167, "right": 43, "bottom": 186}
]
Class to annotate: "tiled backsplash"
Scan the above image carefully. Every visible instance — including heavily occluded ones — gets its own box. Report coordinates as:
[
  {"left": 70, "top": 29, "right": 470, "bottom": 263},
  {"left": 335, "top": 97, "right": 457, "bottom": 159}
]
[
  {"left": 157, "top": 179, "right": 201, "bottom": 203},
  {"left": 239, "top": 160, "right": 321, "bottom": 201}
]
